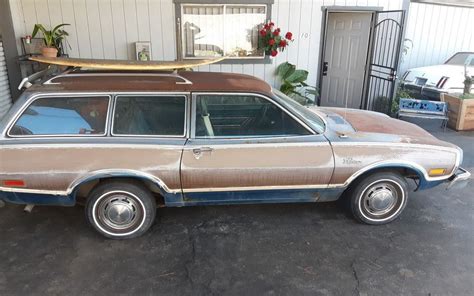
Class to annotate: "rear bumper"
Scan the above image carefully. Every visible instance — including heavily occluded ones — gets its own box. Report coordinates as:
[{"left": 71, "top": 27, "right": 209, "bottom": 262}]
[{"left": 446, "top": 167, "right": 471, "bottom": 190}]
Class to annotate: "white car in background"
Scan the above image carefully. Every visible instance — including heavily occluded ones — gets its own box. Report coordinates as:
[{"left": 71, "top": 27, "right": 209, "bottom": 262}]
[{"left": 401, "top": 52, "right": 473, "bottom": 101}]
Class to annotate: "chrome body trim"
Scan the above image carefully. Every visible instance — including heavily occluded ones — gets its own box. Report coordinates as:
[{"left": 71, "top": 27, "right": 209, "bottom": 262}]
[
  {"left": 181, "top": 140, "right": 328, "bottom": 149},
  {"left": 0, "top": 187, "right": 67, "bottom": 196},
  {"left": 343, "top": 160, "right": 451, "bottom": 185},
  {"left": 44, "top": 72, "right": 193, "bottom": 85},
  {"left": 446, "top": 167, "right": 471, "bottom": 190},
  {"left": 0, "top": 143, "right": 183, "bottom": 149},
  {"left": 67, "top": 169, "right": 181, "bottom": 195},
  {"left": 181, "top": 184, "right": 343, "bottom": 193}
]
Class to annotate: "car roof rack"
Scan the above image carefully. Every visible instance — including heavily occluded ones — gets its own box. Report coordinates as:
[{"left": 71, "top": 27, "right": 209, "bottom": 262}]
[
  {"left": 43, "top": 68, "right": 193, "bottom": 85},
  {"left": 17, "top": 66, "right": 63, "bottom": 90},
  {"left": 25, "top": 56, "right": 227, "bottom": 86}
]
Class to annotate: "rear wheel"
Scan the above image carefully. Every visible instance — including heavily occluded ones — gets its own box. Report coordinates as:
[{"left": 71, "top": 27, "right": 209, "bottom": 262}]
[
  {"left": 85, "top": 181, "right": 156, "bottom": 239},
  {"left": 349, "top": 172, "right": 408, "bottom": 225}
]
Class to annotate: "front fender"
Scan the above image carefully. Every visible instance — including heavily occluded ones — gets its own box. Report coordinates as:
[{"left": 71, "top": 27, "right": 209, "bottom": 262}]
[{"left": 341, "top": 160, "right": 449, "bottom": 190}]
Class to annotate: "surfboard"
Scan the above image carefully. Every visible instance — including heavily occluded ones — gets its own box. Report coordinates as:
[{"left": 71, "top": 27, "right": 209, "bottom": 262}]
[{"left": 28, "top": 56, "right": 225, "bottom": 70}]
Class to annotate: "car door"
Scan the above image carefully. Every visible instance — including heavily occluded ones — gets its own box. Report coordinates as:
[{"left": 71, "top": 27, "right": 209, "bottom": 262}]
[{"left": 180, "top": 92, "right": 335, "bottom": 204}]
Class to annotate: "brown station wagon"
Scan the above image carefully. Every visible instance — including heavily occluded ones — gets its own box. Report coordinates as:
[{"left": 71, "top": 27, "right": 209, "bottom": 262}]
[{"left": 0, "top": 69, "right": 470, "bottom": 239}]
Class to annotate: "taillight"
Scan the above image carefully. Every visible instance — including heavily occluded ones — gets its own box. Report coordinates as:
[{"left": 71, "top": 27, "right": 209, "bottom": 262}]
[
  {"left": 2, "top": 180, "right": 25, "bottom": 187},
  {"left": 436, "top": 76, "right": 449, "bottom": 89}
]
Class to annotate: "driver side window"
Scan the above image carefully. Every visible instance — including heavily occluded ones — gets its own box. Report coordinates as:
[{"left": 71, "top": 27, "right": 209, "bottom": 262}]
[{"left": 195, "top": 94, "right": 310, "bottom": 137}]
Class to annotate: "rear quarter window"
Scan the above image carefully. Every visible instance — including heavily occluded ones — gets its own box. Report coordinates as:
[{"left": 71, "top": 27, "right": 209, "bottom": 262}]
[
  {"left": 9, "top": 96, "right": 110, "bottom": 136},
  {"left": 112, "top": 95, "right": 186, "bottom": 136}
]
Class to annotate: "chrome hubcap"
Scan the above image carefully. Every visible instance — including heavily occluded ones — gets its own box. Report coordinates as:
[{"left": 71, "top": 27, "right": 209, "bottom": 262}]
[
  {"left": 106, "top": 200, "right": 135, "bottom": 226},
  {"left": 362, "top": 182, "right": 399, "bottom": 216},
  {"left": 98, "top": 193, "right": 140, "bottom": 230}
]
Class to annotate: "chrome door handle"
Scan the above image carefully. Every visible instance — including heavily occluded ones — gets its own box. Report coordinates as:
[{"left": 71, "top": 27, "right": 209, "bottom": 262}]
[{"left": 192, "top": 147, "right": 214, "bottom": 154}]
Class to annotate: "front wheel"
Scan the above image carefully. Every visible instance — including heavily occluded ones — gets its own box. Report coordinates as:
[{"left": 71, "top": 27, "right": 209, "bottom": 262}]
[
  {"left": 349, "top": 172, "right": 409, "bottom": 225},
  {"left": 85, "top": 181, "right": 156, "bottom": 239}
]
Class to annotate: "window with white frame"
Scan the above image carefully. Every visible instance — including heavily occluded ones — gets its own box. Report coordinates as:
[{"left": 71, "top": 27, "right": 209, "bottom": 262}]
[{"left": 179, "top": 3, "right": 268, "bottom": 59}]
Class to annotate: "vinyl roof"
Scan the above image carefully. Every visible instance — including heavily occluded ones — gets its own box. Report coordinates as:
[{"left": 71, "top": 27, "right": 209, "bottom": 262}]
[{"left": 28, "top": 71, "right": 273, "bottom": 96}]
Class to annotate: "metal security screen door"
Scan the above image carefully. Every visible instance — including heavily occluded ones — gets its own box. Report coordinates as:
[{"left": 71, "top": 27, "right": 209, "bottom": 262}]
[
  {"left": 320, "top": 12, "right": 373, "bottom": 109},
  {"left": 364, "top": 10, "right": 406, "bottom": 114}
]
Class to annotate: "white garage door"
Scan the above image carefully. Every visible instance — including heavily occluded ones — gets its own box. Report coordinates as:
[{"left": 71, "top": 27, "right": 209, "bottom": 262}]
[{"left": 0, "top": 41, "right": 12, "bottom": 119}]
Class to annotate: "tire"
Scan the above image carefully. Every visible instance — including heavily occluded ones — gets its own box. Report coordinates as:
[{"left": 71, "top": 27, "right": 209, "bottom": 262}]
[
  {"left": 85, "top": 180, "right": 156, "bottom": 239},
  {"left": 349, "top": 171, "right": 408, "bottom": 225}
]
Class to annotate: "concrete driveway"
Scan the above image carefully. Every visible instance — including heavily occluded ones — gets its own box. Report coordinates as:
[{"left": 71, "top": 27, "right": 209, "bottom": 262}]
[{"left": 0, "top": 119, "right": 473, "bottom": 295}]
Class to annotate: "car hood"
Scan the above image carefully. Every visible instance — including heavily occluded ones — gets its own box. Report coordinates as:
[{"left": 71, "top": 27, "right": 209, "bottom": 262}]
[
  {"left": 310, "top": 107, "right": 457, "bottom": 148},
  {"left": 403, "top": 64, "right": 471, "bottom": 90}
]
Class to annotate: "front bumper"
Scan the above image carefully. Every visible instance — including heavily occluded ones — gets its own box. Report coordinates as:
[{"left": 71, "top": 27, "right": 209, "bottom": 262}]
[
  {"left": 446, "top": 167, "right": 471, "bottom": 190},
  {"left": 400, "top": 82, "right": 445, "bottom": 101}
]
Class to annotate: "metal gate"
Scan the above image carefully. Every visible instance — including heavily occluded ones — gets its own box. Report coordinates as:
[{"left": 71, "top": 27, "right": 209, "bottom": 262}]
[{"left": 364, "top": 10, "right": 406, "bottom": 114}]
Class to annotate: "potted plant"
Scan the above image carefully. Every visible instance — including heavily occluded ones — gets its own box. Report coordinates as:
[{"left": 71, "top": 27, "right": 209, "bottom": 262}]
[
  {"left": 258, "top": 22, "right": 293, "bottom": 57},
  {"left": 32, "top": 23, "right": 70, "bottom": 58},
  {"left": 441, "top": 74, "right": 474, "bottom": 131}
]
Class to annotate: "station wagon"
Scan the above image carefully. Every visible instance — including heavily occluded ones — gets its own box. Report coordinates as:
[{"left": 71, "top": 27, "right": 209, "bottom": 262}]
[{"left": 0, "top": 69, "right": 470, "bottom": 239}]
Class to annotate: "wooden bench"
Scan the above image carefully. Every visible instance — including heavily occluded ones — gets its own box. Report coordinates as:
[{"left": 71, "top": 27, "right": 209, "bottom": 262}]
[{"left": 397, "top": 98, "right": 448, "bottom": 130}]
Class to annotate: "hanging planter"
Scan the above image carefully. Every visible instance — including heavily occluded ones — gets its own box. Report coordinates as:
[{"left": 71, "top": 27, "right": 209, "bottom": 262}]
[{"left": 258, "top": 22, "right": 293, "bottom": 58}]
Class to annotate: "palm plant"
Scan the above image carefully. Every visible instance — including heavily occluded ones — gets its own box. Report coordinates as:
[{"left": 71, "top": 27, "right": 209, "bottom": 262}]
[
  {"left": 276, "top": 62, "right": 318, "bottom": 105},
  {"left": 32, "top": 23, "right": 70, "bottom": 55}
]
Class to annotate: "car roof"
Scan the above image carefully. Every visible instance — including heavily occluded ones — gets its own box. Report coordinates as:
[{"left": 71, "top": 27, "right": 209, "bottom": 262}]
[{"left": 26, "top": 70, "right": 273, "bottom": 96}]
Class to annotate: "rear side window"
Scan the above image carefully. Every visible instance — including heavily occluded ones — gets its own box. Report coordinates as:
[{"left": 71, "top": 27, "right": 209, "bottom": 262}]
[
  {"left": 113, "top": 95, "right": 186, "bottom": 136},
  {"left": 9, "top": 96, "right": 110, "bottom": 136}
]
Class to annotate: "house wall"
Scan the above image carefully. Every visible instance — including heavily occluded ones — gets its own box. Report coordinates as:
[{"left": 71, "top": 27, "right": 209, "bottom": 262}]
[
  {"left": 0, "top": 41, "right": 13, "bottom": 118},
  {"left": 8, "top": 0, "right": 404, "bottom": 88},
  {"left": 399, "top": 2, "right": 474, "bottom": 74}
]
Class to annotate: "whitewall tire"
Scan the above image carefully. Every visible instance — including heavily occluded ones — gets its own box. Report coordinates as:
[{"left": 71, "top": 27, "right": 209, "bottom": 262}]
[
  {"left": 85, "top": 180, "right": 156, "bottom": 239},
  {"left": 349, "top": 172, "right": 408, "bottom": 225}
]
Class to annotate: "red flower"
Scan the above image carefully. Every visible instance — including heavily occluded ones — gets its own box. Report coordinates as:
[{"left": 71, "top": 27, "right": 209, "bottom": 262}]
[
  {"left": 264, "top": 24, "right": 270, "bottom": 30},
  {"left": 271, "top": 50, "right": 278, "bottom": 57},
  {"left": 269, "top": 22, "right": 274, "bottom": 27},
  {"left": 276, "top": 28, "right": 281, "bottom": 32},
  {"left": 279, "top": 40, "right": 287, "bottom": 47},
  {"left": 273, "top": 30, "right": 280, "bottom": 36},
  {"left": 268, "top": 39, "right": 275, "bottom": 46},
  {"left": 285, "top": 32, "right": 293, "bottom": 40},
  {"left": 260, "top": 29, "right": 266, "bottom": 36}
]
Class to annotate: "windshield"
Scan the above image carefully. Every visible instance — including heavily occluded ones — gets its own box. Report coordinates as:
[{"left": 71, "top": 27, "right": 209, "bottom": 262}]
[
  {"left": 272, "top": 89, "right": 325, "bottom": 134},
  {"left": 445, "top": 52, "right": 474, "bottom": 66}
]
